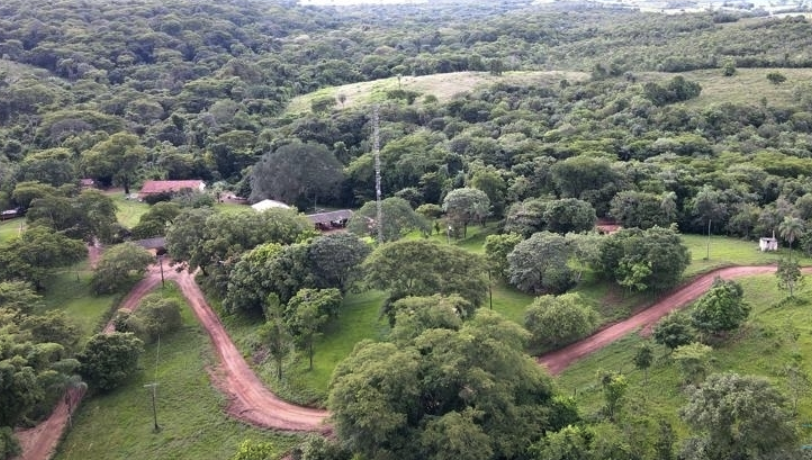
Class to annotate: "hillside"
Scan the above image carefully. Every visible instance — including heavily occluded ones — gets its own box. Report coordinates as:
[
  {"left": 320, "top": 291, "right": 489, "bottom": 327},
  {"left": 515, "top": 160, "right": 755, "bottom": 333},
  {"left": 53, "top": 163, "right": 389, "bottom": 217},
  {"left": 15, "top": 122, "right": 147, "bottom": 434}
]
[{"left": 284, "top": 70, "right": 590, "bottom": 115}]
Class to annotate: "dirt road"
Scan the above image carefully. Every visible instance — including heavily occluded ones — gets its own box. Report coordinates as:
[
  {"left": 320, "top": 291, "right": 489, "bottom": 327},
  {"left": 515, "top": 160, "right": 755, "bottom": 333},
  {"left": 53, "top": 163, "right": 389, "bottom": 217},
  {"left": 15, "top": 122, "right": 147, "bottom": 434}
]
[
  {"left": 17, "top": 263, "right": 791, "bottom": 459},
  {"left": 537, "top": 265, "right": 784, "bottom": 374}
]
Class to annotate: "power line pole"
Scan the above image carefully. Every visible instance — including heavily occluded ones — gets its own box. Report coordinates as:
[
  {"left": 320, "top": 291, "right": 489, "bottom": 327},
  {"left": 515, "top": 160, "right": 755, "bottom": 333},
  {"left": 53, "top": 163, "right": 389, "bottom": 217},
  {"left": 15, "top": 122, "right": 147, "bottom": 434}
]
[
  {"left": 144, "top": 336, "right": 161, "bottom": 432},
  {"left": 373, "top": 104, "right": 383, "bottom": 244}
]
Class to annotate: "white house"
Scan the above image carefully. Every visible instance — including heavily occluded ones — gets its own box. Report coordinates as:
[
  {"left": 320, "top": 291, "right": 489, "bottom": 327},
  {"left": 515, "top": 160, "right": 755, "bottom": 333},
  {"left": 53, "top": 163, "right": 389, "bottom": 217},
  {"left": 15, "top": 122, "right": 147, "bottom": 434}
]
[
  {"left": 759, "top": 237, "right": 778, "bottom": 252},
  {"left": 251, "top": 199, "right": 291, "bottom": 212}
]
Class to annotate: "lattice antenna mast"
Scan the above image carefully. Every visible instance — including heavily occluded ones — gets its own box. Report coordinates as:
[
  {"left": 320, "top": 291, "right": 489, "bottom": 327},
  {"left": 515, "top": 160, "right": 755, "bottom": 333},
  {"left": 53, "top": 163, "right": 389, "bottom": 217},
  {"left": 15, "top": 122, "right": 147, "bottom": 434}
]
[{"left": 373, "top": 104, "right": 383, "bottom": 244}]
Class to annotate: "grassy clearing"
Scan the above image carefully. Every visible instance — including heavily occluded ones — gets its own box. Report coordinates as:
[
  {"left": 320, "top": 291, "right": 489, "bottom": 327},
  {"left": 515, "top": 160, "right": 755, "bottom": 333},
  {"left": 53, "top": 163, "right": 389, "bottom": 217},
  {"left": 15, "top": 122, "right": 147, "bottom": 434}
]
[
  {"left": 107, "top": 192, "right": 150, "bottom": 229},
  {"left": 284, "top": 70, "right": 589, "bottom": 116},
  {"left": 37, "top": 264, "right": 118, "bottom": 338},
  {"left": 680, "top": 234, "right": 810, "bottom": 276},
  {"left": 56, "top": 283, "right": 298, "bottom": 460},
  {"left": 556, "top": 275, "right": 812, "bottom": 437},
  {"left": 0, "top": 218, "right": 23, "bottom": 242},
  {"left": 635, "top": 68, "right": 812, "bottom": 109}
]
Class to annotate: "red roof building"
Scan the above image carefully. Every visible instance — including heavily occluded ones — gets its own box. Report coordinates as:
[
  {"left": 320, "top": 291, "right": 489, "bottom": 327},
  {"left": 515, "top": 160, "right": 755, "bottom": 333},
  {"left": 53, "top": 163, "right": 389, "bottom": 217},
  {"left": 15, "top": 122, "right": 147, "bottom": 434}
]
[{"left": 138, "top": 180, "right": 205, "bottom": 199}]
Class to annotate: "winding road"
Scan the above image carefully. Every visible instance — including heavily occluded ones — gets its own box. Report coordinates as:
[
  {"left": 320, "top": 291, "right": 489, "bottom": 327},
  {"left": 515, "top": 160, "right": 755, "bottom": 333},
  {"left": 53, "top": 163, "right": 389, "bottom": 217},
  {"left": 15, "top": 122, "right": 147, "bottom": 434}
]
[{"left": 16, "top": 263, "right": 792, "bottom": 460}]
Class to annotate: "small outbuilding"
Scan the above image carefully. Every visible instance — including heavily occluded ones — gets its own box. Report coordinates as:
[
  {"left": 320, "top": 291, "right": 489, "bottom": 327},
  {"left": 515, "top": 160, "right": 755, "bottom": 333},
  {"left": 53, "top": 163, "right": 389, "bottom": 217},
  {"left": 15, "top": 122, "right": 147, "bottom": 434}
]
[
  {"left": 138, "top": 180, "right": 205, "bottom": 200},
  {"left": 307, "top": 210, "right": 353, "bottom": 231},
  {"left": 251, "top": 199, "right": 291, "bottom": 212},
  {"left": 759, "top": 237, "right": 778, "bottom": 252}
]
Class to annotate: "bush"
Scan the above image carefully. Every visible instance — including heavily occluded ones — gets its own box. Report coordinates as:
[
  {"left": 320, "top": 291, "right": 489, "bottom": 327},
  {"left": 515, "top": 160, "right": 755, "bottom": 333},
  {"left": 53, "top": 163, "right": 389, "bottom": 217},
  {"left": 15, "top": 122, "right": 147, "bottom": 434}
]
[
  {"left": 524, "top": 293, "right": 600, "bottom": 348},
  {"left": 653, "top": 311, "right": 696, "bottom": 350},
  {"left": 136, "top": 295, "right": 183, "bottom": 343},
  {"left": 78, "top": 332, "right": 144, "bottom": 391},
  {"left": 0, "top": 427, "right": 20, "bottom": 460}
]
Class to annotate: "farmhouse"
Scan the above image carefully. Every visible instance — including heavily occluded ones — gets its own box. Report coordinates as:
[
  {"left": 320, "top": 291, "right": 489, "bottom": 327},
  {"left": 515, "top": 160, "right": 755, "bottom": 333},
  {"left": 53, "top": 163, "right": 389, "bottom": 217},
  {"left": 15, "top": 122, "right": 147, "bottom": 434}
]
[
  {"left": 138, "top": 180, "right": 205, "bottom": 200},
  {"left": 251, "top": 199, "right": 291, "bottom": 212}
]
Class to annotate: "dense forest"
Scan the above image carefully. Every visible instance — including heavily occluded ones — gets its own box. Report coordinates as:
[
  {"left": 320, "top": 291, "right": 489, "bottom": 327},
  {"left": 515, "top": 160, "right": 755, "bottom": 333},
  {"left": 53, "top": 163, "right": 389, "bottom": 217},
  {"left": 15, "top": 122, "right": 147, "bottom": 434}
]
[{"left": 4, "top": 0, "right": 812, "bottom": 459}]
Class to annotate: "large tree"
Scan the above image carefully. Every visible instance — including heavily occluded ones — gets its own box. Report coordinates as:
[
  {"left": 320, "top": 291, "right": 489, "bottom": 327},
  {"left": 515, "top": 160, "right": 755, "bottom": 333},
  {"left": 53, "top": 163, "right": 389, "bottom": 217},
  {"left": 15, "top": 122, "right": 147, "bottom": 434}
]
[
  {"left": 77, "top": 332, "right": 144, "bottom": 391},
  {"left": 442, "top": 187, "right": 490, "bottom": 237},
  {"left": 285, "top": 288, "right": 339, "bottom": 370},
  {"left": 249, "top": 140, "right": 343, "bottom": 210},
  {"left": 306, "top": 233, "right": 371, "bottom": 293},
  {"left": 90, "top": 242, "right": 154, "bottom": 295},
  {"left": 347, "top": 197, "right": 430, "bottom": 243},
  {"left": 507, "top": 231, "right": 575, "bottom": 294},
  {"left": 680, "top": 373, "right": 799, "bottom": 460},
  {"left": 0, "top": 227, "right": 86, "bottom": 290},
  {"left": 363, "top": 239, "right": 487, "bottom": 311},
  {"left": 598, "top": 226, "right": 690, "bottom": 293},
  {"left": 81, "top": 132, "right": 147, "bottom": 194},
  {"left": 524, "top": 293, "right": 600, "bottom": 348},
  {"left": 329, "top": 310, "right": 564, "bottom": 460},
  {"left": 779, "top": 215, "right": 805, "bottom": 262}
]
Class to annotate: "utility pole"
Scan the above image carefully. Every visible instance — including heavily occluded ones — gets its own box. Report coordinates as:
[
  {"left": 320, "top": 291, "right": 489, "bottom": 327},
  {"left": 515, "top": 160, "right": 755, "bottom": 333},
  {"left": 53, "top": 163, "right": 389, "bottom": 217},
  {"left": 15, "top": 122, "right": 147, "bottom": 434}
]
[
  {"left": 373, "top": 104, "right": 383, "bottom": 244},
  {"left": 158, "top": 254, "right": 165, "bottom": 289},
  {"left": 144, "top": 336, "right": 160, "bottom": 432}
]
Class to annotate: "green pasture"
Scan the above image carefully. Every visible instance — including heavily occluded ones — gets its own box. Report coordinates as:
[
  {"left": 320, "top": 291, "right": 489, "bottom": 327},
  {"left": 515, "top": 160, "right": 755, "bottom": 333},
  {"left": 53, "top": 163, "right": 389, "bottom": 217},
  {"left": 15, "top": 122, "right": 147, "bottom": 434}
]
[
  {"left": 55, "top": 284, "right": 298, "bottom": 460},
  {"left": 556, "top": 275, "right": 812, "bottom": 436}
]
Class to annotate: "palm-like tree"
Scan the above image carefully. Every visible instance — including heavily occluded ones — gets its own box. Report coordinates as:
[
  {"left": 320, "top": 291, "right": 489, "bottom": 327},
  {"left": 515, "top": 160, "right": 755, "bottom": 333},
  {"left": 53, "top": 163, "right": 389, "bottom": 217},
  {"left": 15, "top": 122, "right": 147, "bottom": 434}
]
[{"left": 779, "top": 216, "right": 805, "bottom": 262}]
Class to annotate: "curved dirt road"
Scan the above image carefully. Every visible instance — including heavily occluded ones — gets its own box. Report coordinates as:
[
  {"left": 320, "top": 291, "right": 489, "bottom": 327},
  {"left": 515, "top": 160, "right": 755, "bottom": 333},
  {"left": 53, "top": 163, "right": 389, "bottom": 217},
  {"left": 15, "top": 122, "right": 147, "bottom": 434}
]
[
  {"left": 17, "top": 264, "right": 793, "bottom": 459},
  {"left": 537, "top": 265, "right": 789, "bottom": 374}
]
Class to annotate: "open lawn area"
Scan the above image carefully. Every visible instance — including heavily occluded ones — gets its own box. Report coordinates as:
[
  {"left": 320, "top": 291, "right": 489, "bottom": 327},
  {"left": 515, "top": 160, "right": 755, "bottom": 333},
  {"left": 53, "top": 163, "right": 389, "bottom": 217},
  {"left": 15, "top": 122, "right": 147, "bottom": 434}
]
[
  {"left": 37, "top": 263, "right": 118, "bottom": 339},
  {"left": 56, "top": 284, "right": 298, "bottom": 460},
  {"left": 108, "top": 192, "right": 150, "bottom": 229},
  {"left": 284, "top": 70, "right": 589, "bottom": 116},
  {"left": 681, "top": 234, "right": 810, "bottom": 276},
  {"left": 556, "top": 275, "right": 812, "bottom": 438},
  {"left": 0, "top": 218, "right": 24, "bottom": 242}
]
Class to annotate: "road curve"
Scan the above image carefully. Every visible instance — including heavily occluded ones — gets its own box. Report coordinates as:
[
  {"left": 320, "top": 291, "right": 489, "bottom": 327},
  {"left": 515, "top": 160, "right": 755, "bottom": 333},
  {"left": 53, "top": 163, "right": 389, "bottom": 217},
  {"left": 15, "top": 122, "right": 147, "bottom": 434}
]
[
  {"left": 17, "top": 263, "right": 794, "bottom": 459},
  {"left": 537, "top": 265, "right": 788, "bottom": 374}
]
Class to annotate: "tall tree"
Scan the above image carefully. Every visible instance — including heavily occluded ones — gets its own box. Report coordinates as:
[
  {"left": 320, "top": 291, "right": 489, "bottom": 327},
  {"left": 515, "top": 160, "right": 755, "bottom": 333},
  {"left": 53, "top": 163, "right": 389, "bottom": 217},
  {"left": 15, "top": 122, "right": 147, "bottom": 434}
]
[
  {"left": 285, "top": 289, "right": 337, "bottom": 370},
  {"left": 347, "top": 197, "right": 430, "bottom": 242},
  {"left": 680, "top": 373, "right": 798, "bottom": 460},
  {"left": 779, "top": 215, "right": 805, "bottom": 262},
  {"left": 306, "top": 233, "right": 371, "bottom": 293},
  {"left": 249, "top": 140, "right": 343, "bottom": 210},
  {"left": 0, "top": 227, "right": 86, "bottom": 290},
  {"left": 329, "top": 310, "right": 562, "bottom": 460},
  {"left": 633, "top": 342, "right": 654, "bottom": 384},
  {"left": 442, "top": 187, "right": 490, "bottom": 238},
  {"left": 363, "top": 239, "right": 487, "bottom": 312},
  {"left": 81, "top": 133, "right": 147, "bottom": 194},
  {"left": 258, "top": 295, "right": 292, "bottom": 381},
  {"left": 90, "top": 242, "right": 154, "bottom": 295},
  {"left": 507, "top": 231, "right": 575, "bottom": 294}
]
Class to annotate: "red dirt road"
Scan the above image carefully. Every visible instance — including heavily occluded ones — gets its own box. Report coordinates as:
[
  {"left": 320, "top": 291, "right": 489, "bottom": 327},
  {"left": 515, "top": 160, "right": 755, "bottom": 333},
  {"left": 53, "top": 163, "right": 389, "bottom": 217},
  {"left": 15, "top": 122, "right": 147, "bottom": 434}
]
[
  {"left": 16, "top": 263, "right": 793, "bottom": 460},
  {"left": 538, "top": 265, "right": 789, "bottom": 374}
]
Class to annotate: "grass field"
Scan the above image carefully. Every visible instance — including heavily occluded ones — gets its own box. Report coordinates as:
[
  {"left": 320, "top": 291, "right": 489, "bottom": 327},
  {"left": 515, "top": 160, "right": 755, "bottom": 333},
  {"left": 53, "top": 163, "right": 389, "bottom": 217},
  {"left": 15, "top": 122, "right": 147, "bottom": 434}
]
[
  {"left": 0, "top": 218, "right": 23, "bottom": 242},
  {"left": 631, "top": 68, "right": 812, "bottom": 109},
  {"left": 556, "top": 275, "right": 812, "bottom": 438},
  {"left": 681, "top": 234, "right": 810, "bottom": 276},
  {"left": 56, "top": 283, "right": 298, "bottom": 460},
  {"left": 108, "top": 192, "right": 150, "bottom": 229},
  {"left": 37, "top": 264, "right": 118, "bottom": 338},
  {"left": 284, "top": 70, "right": 589, "bottom": 116}
]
